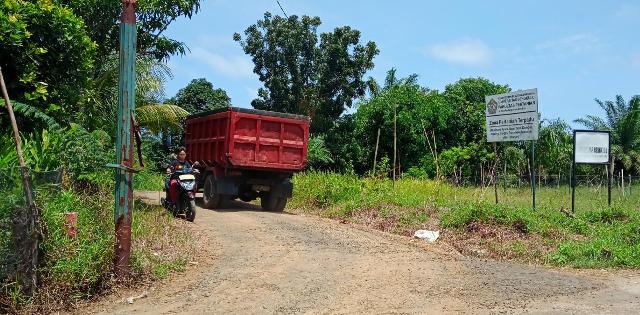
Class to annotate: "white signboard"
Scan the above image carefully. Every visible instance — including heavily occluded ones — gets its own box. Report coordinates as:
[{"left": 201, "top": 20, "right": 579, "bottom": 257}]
[
  {"left": 574, "top": 131, "right": 610, "bottom": 164},
  {"left": 486, "top": 89, "right": 539, "bottom": 142}
]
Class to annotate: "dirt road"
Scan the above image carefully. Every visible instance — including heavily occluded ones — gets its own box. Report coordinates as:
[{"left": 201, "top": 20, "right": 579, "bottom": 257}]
[{"left": 84, "top": 192, "right": 640, "bottom": 314}]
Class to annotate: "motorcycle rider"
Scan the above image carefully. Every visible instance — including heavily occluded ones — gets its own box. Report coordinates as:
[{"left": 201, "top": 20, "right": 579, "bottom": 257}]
[{"left": 165, "top": 147, "right": 193, "bottom": 204}]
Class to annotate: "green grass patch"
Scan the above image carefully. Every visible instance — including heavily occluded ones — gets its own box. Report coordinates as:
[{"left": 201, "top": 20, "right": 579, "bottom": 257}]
[
  {"left": 152, "top": 257, "right": 188, "bottom": 279},
  {"left": 291, "top": 171, "right": 640, "bottom": 268},
  {"left": 1, "top": 185, "right": 200, "bottom": 312},
  {"left": 134, "top": 169, "right": 166, "bottom": 191}
]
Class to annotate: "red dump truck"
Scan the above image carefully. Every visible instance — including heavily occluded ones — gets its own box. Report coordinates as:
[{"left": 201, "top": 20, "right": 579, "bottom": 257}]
[{"left": 185, "top": 107, "right": 310, "bottom": 211}]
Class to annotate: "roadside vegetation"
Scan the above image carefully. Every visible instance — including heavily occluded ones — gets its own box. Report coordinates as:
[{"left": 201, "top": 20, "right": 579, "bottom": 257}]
[
  {"left": 290, "top": 172, "right": 640, "bottom": 268},
  {"left": 1, "top": 0, "right": 639, "bottom": 313},
  {"left": 1, "top": 1, "right": 210, "bottom": 312},
  {"left": 0, "top": 129, "right": 201, "bottom": 312}
]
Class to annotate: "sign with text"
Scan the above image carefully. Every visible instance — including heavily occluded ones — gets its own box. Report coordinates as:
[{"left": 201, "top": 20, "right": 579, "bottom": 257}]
[
  {"left": 574, "top": 130, "right": 610, "bottom": 164},
  {"left": 486, "top": 89, "right": 539, "bottom": 142}
]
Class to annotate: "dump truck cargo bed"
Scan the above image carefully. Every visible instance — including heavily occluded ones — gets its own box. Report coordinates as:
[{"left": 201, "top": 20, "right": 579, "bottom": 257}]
[{"left": 185, "top": 107, "right": 310, "bottom": 171}]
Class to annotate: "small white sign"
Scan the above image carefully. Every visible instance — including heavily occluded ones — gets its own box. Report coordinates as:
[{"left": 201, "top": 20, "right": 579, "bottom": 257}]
[
  {"left": 575, "top": 131, "right": 610, "bottom": 164},
  {"left": 486, "top": 89, "right": 539, "bottom": 142}
]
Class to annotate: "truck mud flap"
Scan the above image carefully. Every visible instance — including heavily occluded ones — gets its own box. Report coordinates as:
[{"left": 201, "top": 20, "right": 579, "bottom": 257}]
[
  {"left": 216, "top": 178, "right": 238, "bottom": 195},
  {"left": 271, "top": 180, "right": 293, "bottom": 198}
]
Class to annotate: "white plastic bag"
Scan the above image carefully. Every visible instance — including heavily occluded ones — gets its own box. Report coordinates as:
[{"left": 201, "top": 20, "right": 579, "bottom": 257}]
[{"left": 413, "top": 230, "right": 439, "bottom": 242}]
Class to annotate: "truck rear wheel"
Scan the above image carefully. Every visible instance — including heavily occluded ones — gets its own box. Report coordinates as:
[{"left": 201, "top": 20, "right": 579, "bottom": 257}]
[
  {"left": 202, "top": 176, "right": 221, "bottom": 209},
  {"left": 261, "top": 194, "right": 287, "bottom": 212}
]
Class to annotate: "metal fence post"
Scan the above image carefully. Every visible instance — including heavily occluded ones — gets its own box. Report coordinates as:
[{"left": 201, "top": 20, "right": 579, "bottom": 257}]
[{"left": 113, "top": 0, "right": 137, "bottom": 277}]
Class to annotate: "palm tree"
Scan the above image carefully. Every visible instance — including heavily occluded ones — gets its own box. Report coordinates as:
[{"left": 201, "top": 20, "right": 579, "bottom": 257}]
[
  {"left": 79, "top": 55, "right": 188, "bottom": 134},
  {"left": 575, "top": 95, "right": 640, "bottom": 174},
  {"left": 366, "top": 68, "right": 421, "bottom": 97},
  {"left": 135, "top": 103, "right": 188, "bottom": 134}
]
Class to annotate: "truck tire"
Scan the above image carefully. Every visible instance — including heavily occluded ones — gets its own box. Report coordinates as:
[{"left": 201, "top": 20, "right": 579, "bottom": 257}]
[
  {"left": 202, "top": 176, "right": 221, "bottom": 209},
  {"left": 261, "top": 194, "right": 287, "bottom": 212}
]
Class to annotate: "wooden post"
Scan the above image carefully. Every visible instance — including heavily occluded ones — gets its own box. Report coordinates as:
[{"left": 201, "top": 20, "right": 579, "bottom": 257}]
[
  {"left": 621, "top": 169, "right": 624, "bottom": 197},
  {"left": 422, "top": 123, "right": 440, "bottom": 180},
  {"left": 503, "top": 161, "right": 507, "bottom": 191},
  {"left": 373, "top": 127, "right": 380, "bottom": 175},
  {"left": 432, "top": 130, "right": 439, "bottom": 179},
  {"left": 393, "top": 104, "right": 397, "bottom": 186},
  {"left": 0, "top": 67, "right": 40, "bottom": 296}
]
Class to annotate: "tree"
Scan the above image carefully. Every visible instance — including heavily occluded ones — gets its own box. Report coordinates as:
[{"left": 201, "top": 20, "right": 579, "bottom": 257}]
[
  {"left": 0, "top": 0, "right": 95, "bottom": 126},
  {"left": 307, "top": 136, "right": 334, "bottom": 170},
  {"left": 352, "top": 70, "right": 453, "bottom": 175},
  {"left": 57, "top": 0, "right": 201, "bottom": 69},
  {"left": 170, "top": 78, "right": 230, "bottom": 114},
  {"left": 575, "top": 95, "right": 640, "bottom": 174},
  {"left": 134, "top": 104, "right": 189, "bottom": 134},
  {"left": 442, "top": 78, "right": 510, "bottom": 146},
  {"left": 234, "top": 12, "right": 379, "bottom": 133},
  {"left": 77, "top": 55, "right": 187, "bottom": 134},
  {"left": 535, "top": 119, "right": 572, "bottom": 177}
]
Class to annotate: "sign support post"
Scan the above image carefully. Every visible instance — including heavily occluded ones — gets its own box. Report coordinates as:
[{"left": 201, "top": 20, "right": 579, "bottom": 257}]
[
  {"left": 493, "top": 142, "right": 498, "bottom": 204},
  {"left": 572, "top": 130, "right": 611, "bottom": 213},
  {"left": 485, "top": 88, "right": 539, "bottom": 211},
  {"left": 608, "top": 138, "right": 612, "bottom": 206},
  {"left": 531, "top": 141, "right": 536, "bottom": 211},
  {"left": 571, "top": 159, "right": 576, "bottom": 213}
]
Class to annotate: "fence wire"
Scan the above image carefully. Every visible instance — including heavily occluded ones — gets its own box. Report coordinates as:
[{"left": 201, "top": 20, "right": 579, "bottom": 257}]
[
  {"left": 442, "top": 174, "right": 639, "bottom": 190},
  {"left": 0, "top": 167, "right": 62, "bottom": 285}
]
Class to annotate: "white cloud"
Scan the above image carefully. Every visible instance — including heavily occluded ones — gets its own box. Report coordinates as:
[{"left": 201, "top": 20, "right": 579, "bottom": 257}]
[
  {"left": 425, "top": 38, "right": 492, "bottom": 66},
  {"left": 536, "top": 34, "right": 601, "bottom": 54},
  {"left": 190, "top": 46, "right": 254, "bottom": 78}
]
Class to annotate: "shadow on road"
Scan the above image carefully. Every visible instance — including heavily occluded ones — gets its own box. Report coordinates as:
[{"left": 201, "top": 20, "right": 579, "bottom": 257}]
[{"left": 195, "top": 198, "right": 292, "bottom": 215}]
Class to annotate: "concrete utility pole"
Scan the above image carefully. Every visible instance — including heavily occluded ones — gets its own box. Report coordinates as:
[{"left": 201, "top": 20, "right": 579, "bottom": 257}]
[{"left": 113, "top": 0, "right": 137, "bottom": 277}]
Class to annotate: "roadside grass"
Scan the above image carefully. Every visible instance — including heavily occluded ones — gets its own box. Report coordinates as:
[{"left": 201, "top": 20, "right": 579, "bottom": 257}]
[
  {"left": 134, "top": 169, "right": 166, "bottom": 191},
  {"left": 0, "top": 185, "right": 200, "bottom": 313},
  {"left": 291, "top": 171, "right": 640, "bottom": 268}
]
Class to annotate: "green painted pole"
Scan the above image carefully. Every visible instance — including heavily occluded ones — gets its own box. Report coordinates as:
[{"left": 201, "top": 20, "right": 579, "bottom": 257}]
[{"left": 114, "top": 0, "right": 137, "bottom": 277}]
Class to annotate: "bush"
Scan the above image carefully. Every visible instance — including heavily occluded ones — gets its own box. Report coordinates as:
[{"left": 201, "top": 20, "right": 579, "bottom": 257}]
[
  {"left": 141, "top": 136, "right": 175, "bottom": 171},
  {"left": 59, "top": 124, "right": 112, "bottom": 179},
  {"left": 291, "top": 171, "right": 362, "bottom": 207},
  {"left": 39, "top": 191, "right": 114, "bottom": 293},
  {"left": 307, "top": 136, "right": 334, "bottom": 170},
  {"left": 440, "top": 202, "right": 536, "bottom": 233}
]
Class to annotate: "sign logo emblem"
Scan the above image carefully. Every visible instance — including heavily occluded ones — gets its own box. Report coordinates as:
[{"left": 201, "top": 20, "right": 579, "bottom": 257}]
[{"left": 487, "top": 98, "right": 498, "bottom": 115}]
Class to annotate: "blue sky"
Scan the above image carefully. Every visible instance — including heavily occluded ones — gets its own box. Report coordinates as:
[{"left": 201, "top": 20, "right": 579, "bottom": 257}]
[{"left": 163, "top": 0, "right": 640, "bottom": 124}]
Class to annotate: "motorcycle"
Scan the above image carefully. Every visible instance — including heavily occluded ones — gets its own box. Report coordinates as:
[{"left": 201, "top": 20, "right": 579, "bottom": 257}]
[{"left": 161, "top": 167, "right": 199, "bottom": 222}]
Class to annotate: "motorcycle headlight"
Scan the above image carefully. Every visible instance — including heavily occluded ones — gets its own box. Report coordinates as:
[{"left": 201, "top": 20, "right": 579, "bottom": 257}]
[{"left": 181, "top": 181, "right": 195, "bottom": 191}]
